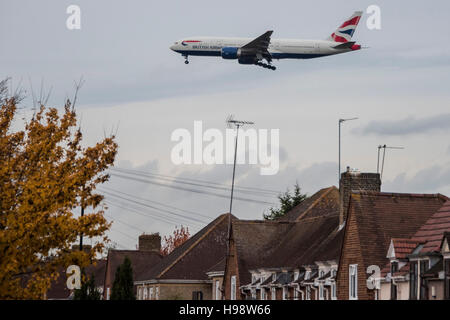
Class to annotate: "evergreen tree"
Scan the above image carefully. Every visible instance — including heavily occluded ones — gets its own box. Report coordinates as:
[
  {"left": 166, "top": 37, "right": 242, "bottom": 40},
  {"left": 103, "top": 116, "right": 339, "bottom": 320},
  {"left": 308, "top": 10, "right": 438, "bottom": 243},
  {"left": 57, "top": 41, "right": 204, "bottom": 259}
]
[
  {"left": 110, "top": 257, "right": 135, "bottom": 300},
  {"left": 263, "top": 182, "right": 308, "bottom": 220},
  {"left": 73, "top": 272, "right": 101, "bottom": 300}
]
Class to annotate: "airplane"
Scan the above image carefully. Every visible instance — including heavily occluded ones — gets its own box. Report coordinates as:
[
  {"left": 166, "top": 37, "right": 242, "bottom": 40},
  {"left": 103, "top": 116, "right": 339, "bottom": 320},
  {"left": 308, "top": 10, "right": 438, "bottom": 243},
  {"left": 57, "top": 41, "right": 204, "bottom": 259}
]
[{"left": 170, "top": 11, "right": 364, "bottom": 70}]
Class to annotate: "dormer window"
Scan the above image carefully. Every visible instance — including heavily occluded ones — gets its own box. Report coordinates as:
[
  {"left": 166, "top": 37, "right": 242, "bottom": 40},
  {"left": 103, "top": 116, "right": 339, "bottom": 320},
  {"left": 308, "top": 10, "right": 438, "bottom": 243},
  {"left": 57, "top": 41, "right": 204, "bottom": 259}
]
[
  {"left": 294, "top": 271, "right": 299, "bottom": 281},
  {"left": 305, "top": 270, "right": 311, "bottom": 280},
  {"left": 272, "top": 273, "right": 277, "bottom": 282}
]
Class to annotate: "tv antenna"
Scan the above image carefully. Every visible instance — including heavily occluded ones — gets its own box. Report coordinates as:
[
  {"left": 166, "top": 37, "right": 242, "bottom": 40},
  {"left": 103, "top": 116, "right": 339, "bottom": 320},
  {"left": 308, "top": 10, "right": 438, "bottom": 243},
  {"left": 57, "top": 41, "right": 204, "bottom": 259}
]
[
  {"left": 226, "top": 115, "right": 254, "bottom": 215},
  {"left": 377, "top": 145, "right": 405, "bottom": 180},
  {"left": 225, "top": 115, "right": 254, "bottom": 255}
]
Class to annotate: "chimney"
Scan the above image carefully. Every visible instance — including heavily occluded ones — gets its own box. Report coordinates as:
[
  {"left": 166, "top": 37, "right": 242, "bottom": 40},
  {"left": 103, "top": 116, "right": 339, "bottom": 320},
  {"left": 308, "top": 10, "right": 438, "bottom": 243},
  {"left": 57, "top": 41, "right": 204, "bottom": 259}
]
[
  {"left": 138, "top": 233, "right": 161, "bottom": 253},
  {"left": 339, "top": 166, "right": 381, "bottom": 227}
]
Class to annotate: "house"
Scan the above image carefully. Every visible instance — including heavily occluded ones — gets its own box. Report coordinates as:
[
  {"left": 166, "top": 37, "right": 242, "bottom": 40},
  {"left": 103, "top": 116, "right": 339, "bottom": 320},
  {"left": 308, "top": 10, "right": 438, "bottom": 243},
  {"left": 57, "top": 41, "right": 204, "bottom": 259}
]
[
  {"left": 103, "top": 233, "right": 163, "bottom": 300},
  {"left": 379, "top": 200, "right": 450, "bottom": 300},
  {"left": 45, "top": 245, "right": 106, "bottom": 300},
  {"left": 223, "top": 169, "right": 382, "bottom": 300},
  {"left": 336, "top": 191, "right": 447, "bottom": 300},
  {"left": 206, "top": 258, "right": 226, "bottom": 300},
  {"left": 134, "top": 213, "right": 234, "bottom": 300}
]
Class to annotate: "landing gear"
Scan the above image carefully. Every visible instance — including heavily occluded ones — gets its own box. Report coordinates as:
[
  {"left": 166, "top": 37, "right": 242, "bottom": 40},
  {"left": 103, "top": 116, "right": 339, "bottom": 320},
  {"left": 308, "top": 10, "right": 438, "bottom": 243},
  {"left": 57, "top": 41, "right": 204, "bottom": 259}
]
[
  {"left": 183, "top": 55, "right": 189, "bottom": 64},
  {"left": 255, "top": 61, "right": 276, "bottom": 70}
]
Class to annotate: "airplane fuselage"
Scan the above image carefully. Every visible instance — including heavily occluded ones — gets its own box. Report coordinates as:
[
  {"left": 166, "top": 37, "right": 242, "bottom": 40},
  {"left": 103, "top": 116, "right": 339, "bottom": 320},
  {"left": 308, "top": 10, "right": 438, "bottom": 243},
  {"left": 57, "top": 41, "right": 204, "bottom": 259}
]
[
  {"left": 169, "top": 11, "right": 364, "bottom": 69},
  {"left": 170, "top": 37, "right": 360, "bottom": 61}
]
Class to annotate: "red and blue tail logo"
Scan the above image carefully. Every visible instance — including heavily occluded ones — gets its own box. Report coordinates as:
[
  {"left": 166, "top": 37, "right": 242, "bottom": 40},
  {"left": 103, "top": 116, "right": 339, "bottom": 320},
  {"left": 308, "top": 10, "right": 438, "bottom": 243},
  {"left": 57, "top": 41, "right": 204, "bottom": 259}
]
[{"left": 328, "top": 11, "right": 363, "bottom": 43}]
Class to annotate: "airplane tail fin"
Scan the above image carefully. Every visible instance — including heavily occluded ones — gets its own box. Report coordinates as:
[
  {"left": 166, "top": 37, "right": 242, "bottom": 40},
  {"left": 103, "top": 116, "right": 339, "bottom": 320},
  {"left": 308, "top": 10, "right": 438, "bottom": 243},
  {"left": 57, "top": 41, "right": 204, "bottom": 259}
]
[{"left": 327, "top": 11, "right": 363, "bottom": 43}]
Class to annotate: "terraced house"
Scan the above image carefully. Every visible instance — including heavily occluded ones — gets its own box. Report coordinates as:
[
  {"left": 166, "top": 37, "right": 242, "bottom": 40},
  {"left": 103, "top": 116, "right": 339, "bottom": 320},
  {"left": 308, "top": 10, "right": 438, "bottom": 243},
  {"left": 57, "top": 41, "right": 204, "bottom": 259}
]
[
  {"left": 336, "top": 191, "right": 447, "bottom": 300},
  {"left": 223, "top": 169, "right": 383, "bottom": 300},
  {"left": 379, "top": 200, "right": 450, "bottom": 300}
]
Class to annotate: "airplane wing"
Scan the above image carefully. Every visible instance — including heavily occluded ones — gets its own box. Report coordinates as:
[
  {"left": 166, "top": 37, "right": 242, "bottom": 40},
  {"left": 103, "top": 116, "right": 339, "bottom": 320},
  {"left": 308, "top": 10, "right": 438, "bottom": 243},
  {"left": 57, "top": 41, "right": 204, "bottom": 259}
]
[{"left": 241, "top": 30, "right": 273, "bottom": 62}]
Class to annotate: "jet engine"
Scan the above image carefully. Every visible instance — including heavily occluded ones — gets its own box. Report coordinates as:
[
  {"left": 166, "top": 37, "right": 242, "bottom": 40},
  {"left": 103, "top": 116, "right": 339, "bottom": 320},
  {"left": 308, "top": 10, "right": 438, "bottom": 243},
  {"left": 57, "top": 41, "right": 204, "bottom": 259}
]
[{"left": 221, "top": 47, "right": 241, "bottom": 59}]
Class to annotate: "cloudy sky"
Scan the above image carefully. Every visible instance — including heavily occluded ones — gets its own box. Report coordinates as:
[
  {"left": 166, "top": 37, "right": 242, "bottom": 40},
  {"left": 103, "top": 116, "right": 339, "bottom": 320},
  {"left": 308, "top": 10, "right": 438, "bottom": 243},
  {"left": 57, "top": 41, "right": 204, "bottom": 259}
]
[{"left": 2, "top": 0, "right": 450, "bottom": 249}]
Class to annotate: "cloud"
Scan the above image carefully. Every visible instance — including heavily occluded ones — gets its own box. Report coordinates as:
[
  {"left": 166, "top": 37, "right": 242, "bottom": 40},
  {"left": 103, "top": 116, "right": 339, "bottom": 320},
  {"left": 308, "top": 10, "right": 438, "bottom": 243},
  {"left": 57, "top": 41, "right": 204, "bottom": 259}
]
[
  {"left": 382, "top": 164, "right": 450, "bottom": 195},
  {"left": 353, "top": 114, "right": 450, "bottom": 136}
]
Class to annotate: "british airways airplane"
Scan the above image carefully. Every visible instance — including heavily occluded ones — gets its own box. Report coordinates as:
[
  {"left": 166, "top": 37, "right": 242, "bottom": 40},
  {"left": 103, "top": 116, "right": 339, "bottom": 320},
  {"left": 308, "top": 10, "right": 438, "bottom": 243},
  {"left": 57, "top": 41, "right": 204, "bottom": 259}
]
[{"left": 170, "top": 11, "right": 363, "bottom": 70}]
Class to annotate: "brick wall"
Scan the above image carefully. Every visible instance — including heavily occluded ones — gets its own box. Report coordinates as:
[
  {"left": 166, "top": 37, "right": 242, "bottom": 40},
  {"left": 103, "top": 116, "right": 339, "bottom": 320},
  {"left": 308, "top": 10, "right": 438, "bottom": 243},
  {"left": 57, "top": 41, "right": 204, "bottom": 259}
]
[
  {"left": 223, "top": 237, "right": 241, "bottom": 300},
  {"left": 336, "top": 199, "right": 375, "bottom": 300},
  {"left": 339, "top": 169, "right": 381, "bottom": 226}
]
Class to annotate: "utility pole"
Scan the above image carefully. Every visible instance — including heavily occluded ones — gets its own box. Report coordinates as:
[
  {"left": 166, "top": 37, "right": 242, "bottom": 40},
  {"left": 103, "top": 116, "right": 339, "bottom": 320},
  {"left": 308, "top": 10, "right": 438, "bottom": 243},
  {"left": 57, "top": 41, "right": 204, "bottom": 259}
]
[
  {"left": 79, "top": 206, "right": 84, "bottom": 251},
  {"left": 338, "top": 117, "right": 358, "bottom": 184}
]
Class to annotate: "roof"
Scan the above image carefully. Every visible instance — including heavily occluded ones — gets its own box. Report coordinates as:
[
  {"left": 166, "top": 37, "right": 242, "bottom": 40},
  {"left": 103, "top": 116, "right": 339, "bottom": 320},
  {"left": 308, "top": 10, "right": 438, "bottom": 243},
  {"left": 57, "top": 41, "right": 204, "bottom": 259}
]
[
  {"left": 317, "top": 271, "right": 331, "bottom": 281},
  {"left": 137, "top": 213, "right": 234, "bottom": 281},
  {"left": 231, "top": 220, "right": 293, "bottom": 286},
  {"left": 46, "top": 259, "right": 107, "bottom": 300},
  {"left": 422, "top": 260, "right": 443, "bottom": 279},
  {"left": 345, "top": 191, "right": 447, "bottom": 271},
  {"left": 206, "top": 257, "right": 226, "bottom": 275},
  {"left": 389, "top": 238, "right": 422, "bottom": 259},
  {"left": 410, "top": 200, "right": 450, "bottom": 254},
  {"left": 263, "top": 214, "right": 343, "bottom": 269},
  {"left": 85, "top": 259, "right": 107, "bottom": 287},
  {"left": 106, "top": 249, "right": 162, "bottom": 283},
  {"left": 273, "top": 272, "right": 293, "bottom": 285},
  {"left": 231, "top": 186, "right": 342, "bottom": 286},
  {"left": 280, "top": 186, "right": 339, "bottom": 222}
]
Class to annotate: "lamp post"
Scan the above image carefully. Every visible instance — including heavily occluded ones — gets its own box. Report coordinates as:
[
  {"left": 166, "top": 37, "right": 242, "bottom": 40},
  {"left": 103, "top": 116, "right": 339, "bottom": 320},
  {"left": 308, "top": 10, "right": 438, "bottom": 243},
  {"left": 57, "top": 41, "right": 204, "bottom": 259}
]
[{"left": 338, "top": 117, "right": 358, "bottom": 184}]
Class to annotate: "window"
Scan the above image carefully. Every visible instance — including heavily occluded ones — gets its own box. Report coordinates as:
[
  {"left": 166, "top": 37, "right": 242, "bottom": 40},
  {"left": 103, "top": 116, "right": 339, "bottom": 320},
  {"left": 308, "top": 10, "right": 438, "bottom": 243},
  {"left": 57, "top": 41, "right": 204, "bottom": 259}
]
[
  {"left": 294, "top": 271, "right": 299, "bottom": 281},
  {"left": 271, "top": 287, "right": 276, "bottom": 300},
  {"left": 390, "top": 261, "right": 398, "bottom": 300},
  {"left": 272, "top": 273, "right": 277, "bottom": 281},
  {"left": 294, "top": 288, "right": 299, "bottom": 300},
  {"left": 445, "top": 259, "right": 450, "bottom": 300},
  {"left": 231, "top": 276, "right": 236, "bottom": 300},
  {"left": 319, "top": 284, "right": 324, "bottom": 300},
  {"left": 331, "top": 282, "right": 337, "bottom": 300},
  {"left": 143, "top": 287, "right": 148, "bottom": 300},
  {"left": 106, "top": 287, "right": 110, "bottom": 300},
  {"left": 282, "top": 287, "right": 287, "bottom": 300},
  {"left": 251, "top": 289, "right": 256, "bottom": 300},
  {"left": 192, "top": 291, "right": 203, "bottom": 300},
  {"left": 155, "top": 287, "right": 159, "bottom": 300},
  {"left": 410, "top": 261, "right": 418, "bottom": 300},
  {"left": 306, "top": 286, "right": 311, "bottom": 300},
  {"left": 149, "top": 287, "right": 154, "bottom": 300},
  {"left": 349, "top": 264, "right": 358, "bottom": 300},
  {"left": 260, "top": 288, "right": 265, "bottom": 300},
  {"left": 305, "top": 270, "right": 311, "bottom": 280},
  {"left": 420, "top": 260, "right": 429, "bottom": 300},
  {"left": 215, "top": 280, "right": 221, "bottom": 300}
]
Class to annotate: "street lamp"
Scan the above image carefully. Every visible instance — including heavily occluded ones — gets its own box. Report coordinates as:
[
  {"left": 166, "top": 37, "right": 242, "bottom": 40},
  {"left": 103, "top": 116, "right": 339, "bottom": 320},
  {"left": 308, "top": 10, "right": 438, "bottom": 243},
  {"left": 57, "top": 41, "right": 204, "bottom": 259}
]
[{"left": 338, "top": 117, "right": 358, "bottom": 184}]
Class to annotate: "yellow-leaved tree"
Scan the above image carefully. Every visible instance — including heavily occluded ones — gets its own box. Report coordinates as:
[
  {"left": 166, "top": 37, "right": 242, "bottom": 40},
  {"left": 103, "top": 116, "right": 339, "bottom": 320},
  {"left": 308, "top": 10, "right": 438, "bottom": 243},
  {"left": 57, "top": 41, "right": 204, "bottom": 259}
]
[{"left": 0, "top": 79, "right": 118, "bottom": 299}]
